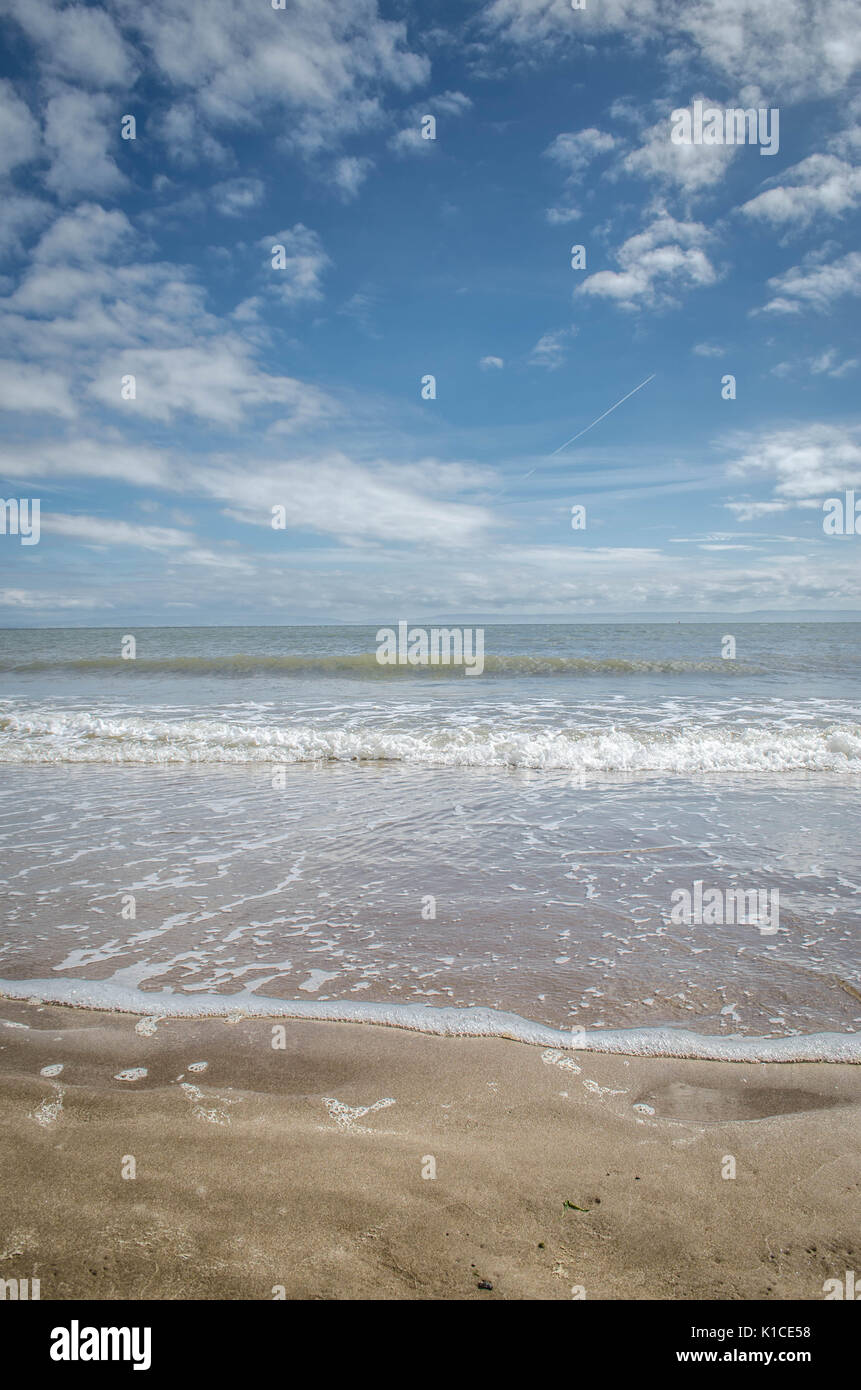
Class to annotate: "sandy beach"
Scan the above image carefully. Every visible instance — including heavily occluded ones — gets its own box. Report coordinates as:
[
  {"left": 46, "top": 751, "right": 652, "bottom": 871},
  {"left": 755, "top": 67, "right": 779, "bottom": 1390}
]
[{"left": 1, "top": 998, "right": 858, "bottom": 1301}]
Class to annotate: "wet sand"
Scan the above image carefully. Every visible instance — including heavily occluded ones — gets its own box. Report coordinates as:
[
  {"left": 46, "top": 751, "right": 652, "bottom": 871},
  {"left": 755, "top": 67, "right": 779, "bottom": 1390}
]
[{"left": 0, "top": 998, "right": 858, "bottom": 1300}]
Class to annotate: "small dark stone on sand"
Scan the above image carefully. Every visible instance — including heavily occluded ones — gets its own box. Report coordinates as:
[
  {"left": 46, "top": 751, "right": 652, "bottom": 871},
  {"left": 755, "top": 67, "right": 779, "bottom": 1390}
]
[{"left": 477, "top": 1280, "right": 493, "bottom": 1290}]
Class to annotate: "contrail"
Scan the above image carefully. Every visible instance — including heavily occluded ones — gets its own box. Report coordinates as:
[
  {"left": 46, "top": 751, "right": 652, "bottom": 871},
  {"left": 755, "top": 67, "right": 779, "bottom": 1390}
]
[{"left": 549, "top": 373, "right": 656, "bottom": 456}]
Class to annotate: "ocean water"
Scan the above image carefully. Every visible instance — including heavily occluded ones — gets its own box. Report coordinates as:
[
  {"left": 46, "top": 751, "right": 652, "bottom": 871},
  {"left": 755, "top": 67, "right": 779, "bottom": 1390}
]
[{"left": 0, "top": 623, "right": 859, "bottom": 1059}]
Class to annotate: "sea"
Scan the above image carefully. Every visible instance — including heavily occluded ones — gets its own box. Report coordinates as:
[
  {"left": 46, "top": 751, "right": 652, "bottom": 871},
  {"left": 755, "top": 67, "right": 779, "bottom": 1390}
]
[{"left": 0, "top": 622, "right": 859, "bottom": 1061}]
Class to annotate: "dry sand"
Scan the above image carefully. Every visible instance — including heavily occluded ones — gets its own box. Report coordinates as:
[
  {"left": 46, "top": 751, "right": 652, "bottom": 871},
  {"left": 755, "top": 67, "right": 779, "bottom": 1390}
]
[{"left": 0, "top": 998, "right": 858, "bottom": 1300}]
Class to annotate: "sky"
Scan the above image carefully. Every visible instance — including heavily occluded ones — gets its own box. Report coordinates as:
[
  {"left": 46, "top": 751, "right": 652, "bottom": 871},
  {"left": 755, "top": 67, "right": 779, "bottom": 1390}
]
[{"left": 0, "top": 0, "right": 859, "bottom": 625}]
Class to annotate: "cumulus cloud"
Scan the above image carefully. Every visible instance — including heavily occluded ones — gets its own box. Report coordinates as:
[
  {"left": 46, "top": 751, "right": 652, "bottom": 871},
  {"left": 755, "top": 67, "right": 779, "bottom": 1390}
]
[
  {"left": 0, "top": 79, "right": 41, "bottom": 176},
  {"left": 482, "top": 0, "right": 861, "bottom": 102},
  {"left": 544, "top": 128, "right": 616, "bottom": 182},
  {"left": 0, "top": 193, "right": 52, "bottom": 257},
  {"left": 758, "top": 250, "right": 861, "bottom": 313},
  {"left": 121, "top": 0, "right": 428, "bottom": 162},
  {"left": 621, "top": 105, "right": 738, "bottom": 194},
  {"left": 27, "top": 202, "right": 133, "bottom": 267},
  {"left": 2, "top": 203, "right": 219, "bottom": 370},
  {"left": 42, "top": 88, "right": 127, "bottom": 200},
  {"left": 389, "top": 90, "right": 472, "bottom": 155},
  {"left": 432, "top": 90, "right": 473, "bottom": 117},
  {"left": 0, "top": 204, "right": 340, "bottom": 458},
  {"left": 3, "top": 0, "right": 135, "bottom": 87},
  {"left": 330, "top": 155, "right": 373, "bottom": 200},
  {"left": 723, "top": 423, "right": 861, "bottom": 501},
  {"left": 740, "top": 153, "right": 861, "bottom": 227},
  {"left": 261, "top": 224, "right": 331, "bottom": 305},
  {"left": 211, "top": 177, "right": 265, "bottom": 217},
  {"left": 578, "top": 213, "right": 717, "bottom": 309},
  {"left": 545, "top": 205, "right": 581, "bottom": 224}
]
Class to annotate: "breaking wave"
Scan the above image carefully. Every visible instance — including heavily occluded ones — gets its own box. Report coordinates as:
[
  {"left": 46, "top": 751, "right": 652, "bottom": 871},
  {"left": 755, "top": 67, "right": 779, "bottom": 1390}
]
[{"left": 2, "top": 707, "right": 860, "bottom": 771}]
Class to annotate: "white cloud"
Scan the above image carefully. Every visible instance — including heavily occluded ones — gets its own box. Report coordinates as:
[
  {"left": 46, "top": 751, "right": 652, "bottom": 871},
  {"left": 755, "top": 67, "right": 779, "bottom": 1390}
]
[
  {"left": 621, "top": 106, "right": 738, "bottom": 193},
  {"left": 123, "top": 0, "right": 428, "bottom": 162},
  {"left": 209, "top": 454, "right": 495, "bottom": 548},
  {"left": 0, "top": 2, "right": 430, "bottom": 179},
  {"left": 693, "top": 341, "right": 725, "bottom": 356},
  {"left": 776, "top": 348, "right": 861, "bottom": 378},
  {"left": 87, "top": 341, "right": 333, "bottom": 429},
  {"left": 3, "top": 215, "right": 218, "bottom": 365},
  {"left": 0, "top": 431, "right": 496, "bottom": 551},
  {"left": 389, "top": 90, "right": 472, "bottom": 155},
  {"left": 0, "top": 360, "right": 77, "bottom": 417},
  {"left": 42, "top": 511, "right": 257, "bottom": 571},
  {"left": 330, "top": 155, "right": 373, "bottom": 200},
  {"left": 759, "top": 250, "right": 861, "bottom": 313},
  {"left": 482, "top": 0, "right": 861, "bottom": 102},
  {"left": 0, "top": 194, "right": 52, "bottom": 257},
  {"left": 479, "top": 356, "right": 504, "bottom": 369},
  {"left": 0, "top": 206, "right": 337, "bottom": 443},
  {"left": 527, "top": 329, "right": 573, "bottom": 369},
  {"left": 740, "top": 153, "right": 861, "bottom": 226},
  {"left": 0, "top": 437, "right": 176, "bottom": 487},
  {"left": 544, "top": 128, "right": 616, "bottom": 182},
  {"left": 482, "top": 0, "right": 656, "bottom": 47},
  {"left": 211, "top": 178, "right": 265, "bottom": 217},
  {"left": 579, "top": 213, "right": 717, "bottom": 309},
  {"left": 810, "top": 348, "right": 859, "bottom": 377},
  {"left": 545, "top": 206, "right": 581, "bottom": 224},
  {"left": 151, "top": 103, "right": 231, "bottom": 168},
  {"left": 261, "top": 224, "right": 330, "bottom": 305},
  {"left": 0, "top": 587, "right": 102, "bottom": 610},
  {"left": 724, "top": 423, "right": 861, "bottom": 500},
  {"left": 3, "top": 0, "right": 135, "bottom": 87},
  {"left": 724, "top": 500, "right": 794, "bottom": 520},
  {"left": 677, "top": 0, "right": 861, "bottom": 102},
  {"left": 30, "top": 202, "right": 133, "bottom": 266},
  {"left": 44, "top": 513, "right": 194, "bottom": 549},
  {"left": 432, "top": 90, "right": 473, "bottom": 117},
  {"left": 389, "top": 125, "right": 427, "bottom": 156},
  {"left": 43, "top": 89, "right": 127, "bottom": 200},
  {"left": 0, "top": 80, "right": 40, "bottom": 176}
]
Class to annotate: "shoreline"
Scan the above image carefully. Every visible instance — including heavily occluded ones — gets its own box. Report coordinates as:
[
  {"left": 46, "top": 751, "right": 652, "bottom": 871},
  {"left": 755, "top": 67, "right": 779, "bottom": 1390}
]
[
  {"left": 1, "top": 998, "right": 859, "bottom": 1299},
  {"left": 2, "top": 982, "right": 860, "bottom": 1063}
]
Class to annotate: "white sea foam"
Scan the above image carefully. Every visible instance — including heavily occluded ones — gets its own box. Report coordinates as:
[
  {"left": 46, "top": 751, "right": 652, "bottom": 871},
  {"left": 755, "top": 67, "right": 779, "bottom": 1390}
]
[
  {"left": 2, "top": 706, "right": 860, "bottom": 772},
  {"left": 0, "top": 977, "right": 857, "bottom": 1062}
]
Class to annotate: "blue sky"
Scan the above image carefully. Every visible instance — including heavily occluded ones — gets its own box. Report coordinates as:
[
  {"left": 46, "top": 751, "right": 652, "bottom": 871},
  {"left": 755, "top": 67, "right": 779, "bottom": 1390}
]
[{"left": 0, "top": 0, "right": 859, "bottom": 624}]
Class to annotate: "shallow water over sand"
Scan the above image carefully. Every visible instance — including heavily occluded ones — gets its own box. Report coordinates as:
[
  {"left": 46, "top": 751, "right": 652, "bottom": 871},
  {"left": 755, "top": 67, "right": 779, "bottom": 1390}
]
[{"left": 1, "top": 761, "right": 858, "bottom": 1043}]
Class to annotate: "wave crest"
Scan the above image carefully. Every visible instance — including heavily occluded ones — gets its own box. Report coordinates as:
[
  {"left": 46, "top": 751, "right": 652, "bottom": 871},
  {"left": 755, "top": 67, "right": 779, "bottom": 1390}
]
[
  {"left": 1, "top": 709, "right": 860, "bottom": 771},
  {"left": 0, "top": 652, "right": 755, "bottom": 677}
]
